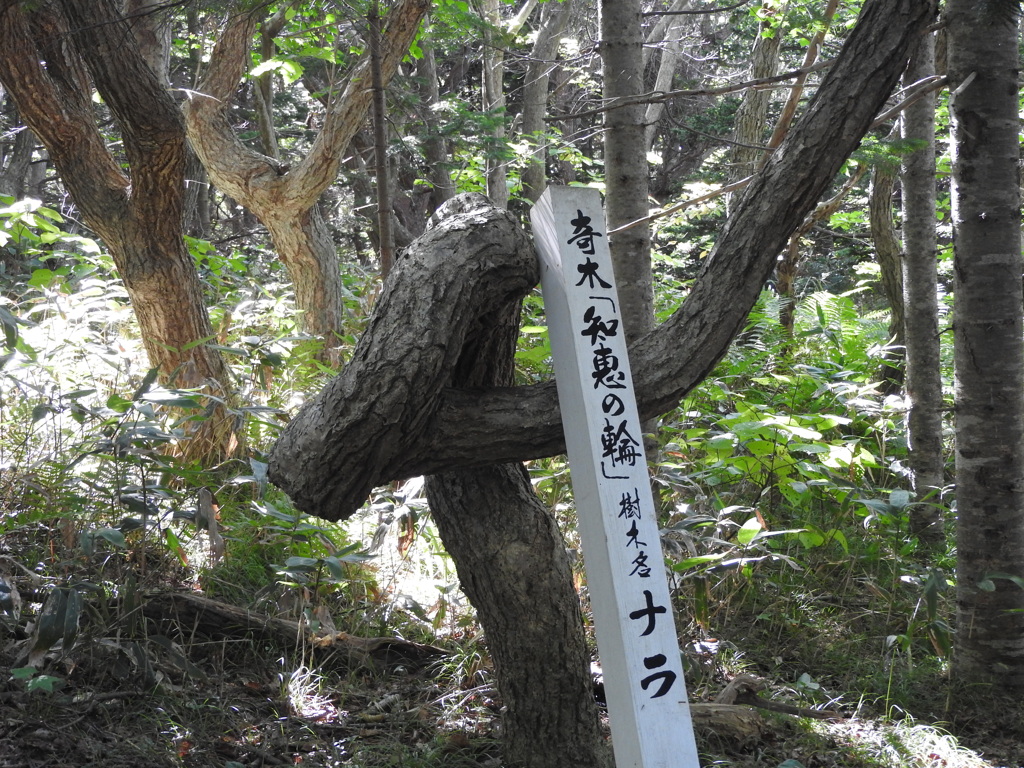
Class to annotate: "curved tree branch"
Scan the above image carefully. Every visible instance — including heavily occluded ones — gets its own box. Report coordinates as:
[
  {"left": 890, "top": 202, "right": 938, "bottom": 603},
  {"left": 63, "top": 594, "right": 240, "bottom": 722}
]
[
  {"left": 0, "top": 2, "right": 128, "bottom": 229},
  {"left": 269, "top": 0, "right": 938, "bottom": 521},
  {"left": 183, "top": 9, "right": 277, "bottom": 204},
  {"left": 185, "top": 0, "right": 428, "bottom": 212},
  {"left": 288, "top": 0, "right": 428, "bottom": 209},
  {"left": 269, "top": 195, "right": 537, "bottom": 517}
]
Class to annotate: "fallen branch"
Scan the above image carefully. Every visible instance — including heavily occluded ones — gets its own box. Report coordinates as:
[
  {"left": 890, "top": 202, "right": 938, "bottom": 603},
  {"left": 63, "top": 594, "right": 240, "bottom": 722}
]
[
  {"left": 142, "top": 592, "right": 447, "bottom": 669},
  {"left": 716, "top": 674, "right": 844, "bottom": 720}
]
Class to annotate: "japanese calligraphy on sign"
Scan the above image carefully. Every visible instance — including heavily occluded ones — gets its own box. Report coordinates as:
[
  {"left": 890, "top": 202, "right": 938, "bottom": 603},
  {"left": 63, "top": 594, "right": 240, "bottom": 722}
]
[{"left": 532, "top": 187, "right": 700, "bottom": 768}]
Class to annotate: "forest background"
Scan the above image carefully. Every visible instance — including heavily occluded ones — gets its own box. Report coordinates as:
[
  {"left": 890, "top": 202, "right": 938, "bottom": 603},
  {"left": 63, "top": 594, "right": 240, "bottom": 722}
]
[{"left": 0, "top": 0, "right": 1022, "bottom": 767}]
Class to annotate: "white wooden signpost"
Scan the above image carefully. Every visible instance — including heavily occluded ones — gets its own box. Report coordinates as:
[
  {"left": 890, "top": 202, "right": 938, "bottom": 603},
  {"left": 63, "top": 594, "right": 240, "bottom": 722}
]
[{"left": 531, "top": 186, "right": 701, "bottom": 768}]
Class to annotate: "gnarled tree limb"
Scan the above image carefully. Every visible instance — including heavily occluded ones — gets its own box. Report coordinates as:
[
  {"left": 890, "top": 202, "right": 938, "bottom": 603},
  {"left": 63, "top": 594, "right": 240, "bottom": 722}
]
[
  {"left": 269, "top": 195, "right": 538, "bottom": 517},
  {"left": 269, "top": 0, "right": 937, "bottom": 521}
]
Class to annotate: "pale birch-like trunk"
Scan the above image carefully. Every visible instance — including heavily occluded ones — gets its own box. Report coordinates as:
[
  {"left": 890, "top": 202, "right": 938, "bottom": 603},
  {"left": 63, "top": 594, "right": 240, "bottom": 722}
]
[
  {"left": 900, "top": 33, "right": 944, "bottom": 543},
  {"left": 520, "top": 0, "right": 573, "bottom": 203},
  {"left": 184, "top": 0, "right": 428, "bottom": 354},
  {"left": 481, "top": 0, "right": 508, "bottom": 209},
  {"left": 948, "top": 0, "right": 1024, "bottom": 689},
  {"left": 643, "top": 0, "right": 691, "bottom": 152}
]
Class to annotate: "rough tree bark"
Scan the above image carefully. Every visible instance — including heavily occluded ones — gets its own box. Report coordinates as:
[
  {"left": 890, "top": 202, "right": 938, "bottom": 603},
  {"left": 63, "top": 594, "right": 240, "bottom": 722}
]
[
  {"left": 183, "top": 0, "right": 428, "bottom": 354},
  {"left": 947, "top": 0, "right": 1024, "bottom": 689},
  {"left": 600, "top": 0, "right": 654, "bottom": 344},
  {"left": 420, "top": 197, "right": 609, "bottom": 768},
  {"left": 0, "top": 0, "right": 236, "bottom": 458},
  {"left": 868, "top": 160, "right": 905, "bottom": 390},
  {"left": 0, "top": 115, "right": 36, "bottom": 200},
  {"left": 369, "top": 0, "right": 395, "bottom": 277},
  {"left": 427, "top": 463, "right": 611, "bottom": 768},
  {"left": 900, "top": 32, "right": 945, "bottom": 543},
  {"left": 727, "top": 2, "right": 781, "bottom": 190},
  {"left": 269, "top": 0, "right": 938, "bottom": 519}
]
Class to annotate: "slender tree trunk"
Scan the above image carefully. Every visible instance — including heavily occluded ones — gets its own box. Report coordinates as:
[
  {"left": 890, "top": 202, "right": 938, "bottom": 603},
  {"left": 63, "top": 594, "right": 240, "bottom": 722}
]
[
  {"left": 727, "top": 4, "right": 780, "bottom": 189},
  {"left": 481, "top": 0, "right": 508, "bottom": 209},
  {"left": 0, "top": 115, "right": 35, "bottom": 199},
  {"left": 415, "top": 35, "right": 454, "bottom": 213},
  {"left": 600, "top": 0, "right": 652, "bottom": 344},
  {"left": 253, "top": 8, "right": 288, "bottom": 163},
  {"left": 643, "top": 0, "right": 690, "bottom": 152},
  {"left": 900, "top": 32, "right": 944, "bottom": 542},
  {"left": 520, "top": 0, "right": 573, "bottom": 203},
  {"left": 868, "top": 161, "right": 905, "bottom": 391},
  {"left": 948, "top": 0, "right": 1024, "bottom": 689},
  {"left": 369, "top": 0, "right": 394, "bottom": 277},
  {"left": 763, "top": 0, "right": 841, "bottom": 154}
]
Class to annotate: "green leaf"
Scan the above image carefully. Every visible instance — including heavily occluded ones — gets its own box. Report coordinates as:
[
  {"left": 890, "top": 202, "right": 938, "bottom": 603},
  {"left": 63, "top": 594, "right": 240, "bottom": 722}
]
[
  {"left": 130, "top": 367, "right": 161, "bottom": 400},
  {"left": 745, "top": 439, "right": 776, "bottom": 457},
  {"left": 797, "top": 529, "right": 825, "bottom": 549},
  {"left": 284, "top": 556, "right": 321, "bottom": 570},
  {"left": 140, "top": 390, "right": 202, "bottom": 408},
  {"left": 322, "top": 556, "right": 346, "bottom": 580},
  {"left": 889, "top": 489, "right": 912, "bottom": 509},
  {"left": 26, "top": 674, "right": 63, "bottom": 694},
  {"left": 672, "top": 553, "right": 727, "bottom": 571},
  {"left": 737, "top": 517, "right": 764, "bottom": 546},
  {"left": 106, "top": 393, "right": 134, "bottom": 413},
  {"left": 30, "top": 403, "right": 56, "bottom": 423},
  {"left": 164, "top": 528, "right": 188, "bottom": 567},
  {"left": 0, "top": 305, "right": 22, "bottom": 348},
  {"left": 979, "top": 572, "right": 1024, "bottom": 591}
]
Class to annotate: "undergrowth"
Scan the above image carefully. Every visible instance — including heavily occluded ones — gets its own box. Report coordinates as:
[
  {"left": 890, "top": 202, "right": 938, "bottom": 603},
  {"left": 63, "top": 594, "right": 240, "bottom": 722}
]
[{"left": 1, "top": 196, "right": 1016, "bottom": 768}]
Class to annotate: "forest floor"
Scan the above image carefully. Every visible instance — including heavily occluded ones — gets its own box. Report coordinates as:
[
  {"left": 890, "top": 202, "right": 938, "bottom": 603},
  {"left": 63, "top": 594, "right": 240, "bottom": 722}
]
[
  {"left": 1, "top": 519, "right": 1022, "bottom": 768},
  {"left": 2, "top": 606, "right": 1022, "bottom": 767},
  {"left": 1, "top": 603, "right": 1021, "bottom": 768}
]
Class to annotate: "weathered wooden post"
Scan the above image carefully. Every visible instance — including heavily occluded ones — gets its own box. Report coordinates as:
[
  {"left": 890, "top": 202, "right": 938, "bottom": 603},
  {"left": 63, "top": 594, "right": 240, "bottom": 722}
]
[{"left": 532, "top": 186, "right": 701, "bottom": 768}]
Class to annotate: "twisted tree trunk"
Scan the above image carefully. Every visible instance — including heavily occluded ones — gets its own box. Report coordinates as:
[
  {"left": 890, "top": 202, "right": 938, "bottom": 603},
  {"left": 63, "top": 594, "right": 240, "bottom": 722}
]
[
  {"left": 269, "top": 0, "right": 938, "bottom": 519},
  {"left": 184, "top": 0, "right": 428, "bottom": 355},
  {"left": 0, "top": 0, "right": 237, "bottom": 460}
]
